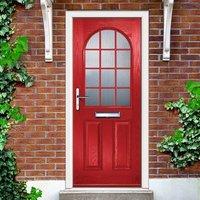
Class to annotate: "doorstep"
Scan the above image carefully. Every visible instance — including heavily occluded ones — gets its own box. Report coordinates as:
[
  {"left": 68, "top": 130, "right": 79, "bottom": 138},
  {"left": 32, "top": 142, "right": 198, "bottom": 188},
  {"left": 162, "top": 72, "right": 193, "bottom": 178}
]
[{"left": 59, "top": 188, "right": 154, "bottom": 200}]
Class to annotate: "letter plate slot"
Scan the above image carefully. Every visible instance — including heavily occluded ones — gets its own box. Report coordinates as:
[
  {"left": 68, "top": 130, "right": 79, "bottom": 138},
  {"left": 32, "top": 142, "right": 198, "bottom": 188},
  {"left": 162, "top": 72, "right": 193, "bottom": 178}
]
[{"left": 95, "top": 112, "right": 120, "bottom": 118}]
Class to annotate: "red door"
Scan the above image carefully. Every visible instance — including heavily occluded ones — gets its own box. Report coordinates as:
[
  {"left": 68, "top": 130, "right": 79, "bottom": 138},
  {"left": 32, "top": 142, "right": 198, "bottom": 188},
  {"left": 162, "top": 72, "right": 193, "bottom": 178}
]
[{"left": 73, "top": 18, "right": 141, "bottom": 187}]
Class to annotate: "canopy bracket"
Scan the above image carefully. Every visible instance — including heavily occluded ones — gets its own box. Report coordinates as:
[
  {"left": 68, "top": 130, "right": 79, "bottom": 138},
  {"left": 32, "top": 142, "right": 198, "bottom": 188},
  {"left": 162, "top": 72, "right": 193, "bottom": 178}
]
[
  {"left": 40, "top": 0, "right": 53, "bottom": 62},
  {"left": 163, "top": 0, "right": 174, "bottom": 61}
]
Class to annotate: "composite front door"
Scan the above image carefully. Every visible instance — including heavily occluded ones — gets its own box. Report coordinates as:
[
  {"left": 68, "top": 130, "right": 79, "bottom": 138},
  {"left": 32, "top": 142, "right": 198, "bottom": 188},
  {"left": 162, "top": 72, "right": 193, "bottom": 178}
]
[{"left": 73, "top": 18, "right": 141, "bottom": 187}]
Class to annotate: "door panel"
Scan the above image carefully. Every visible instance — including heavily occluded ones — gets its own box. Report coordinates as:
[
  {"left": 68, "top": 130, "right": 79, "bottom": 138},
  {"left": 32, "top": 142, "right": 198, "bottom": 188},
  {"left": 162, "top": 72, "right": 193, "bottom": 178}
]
[
  {"left": 73, "top": 18, "right": 141, "bottom": 187},
  {"left": 114, "top": 122, "right": 131, "bottom": 170},
  {"left": 84, "top": 122, "right": 102, "bottom": 169}
]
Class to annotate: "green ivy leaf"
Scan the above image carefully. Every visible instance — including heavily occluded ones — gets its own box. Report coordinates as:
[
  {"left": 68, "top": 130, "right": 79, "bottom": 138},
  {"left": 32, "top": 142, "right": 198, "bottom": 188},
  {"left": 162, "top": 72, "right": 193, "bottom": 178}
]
[
  {"left": 0, "top": 132, "right": 7, "bottom": 151},
  {"left": 27, "top": 187, "right": 42, "bottom": 200},
  {"left": 0, "top": 118, "right": 8, "bottom": 127},
  {"left": 186, "top": 80, "right": 200, "bottom": 97},
  {"left": 15, "top": 36, "right": 28, "bottom": 53}
]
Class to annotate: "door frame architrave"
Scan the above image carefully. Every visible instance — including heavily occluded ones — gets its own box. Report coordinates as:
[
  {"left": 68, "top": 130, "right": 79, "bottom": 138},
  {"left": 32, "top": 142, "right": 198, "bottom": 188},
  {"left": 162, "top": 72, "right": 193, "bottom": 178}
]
[{"left": 65, "top": 10, "right": 149, "bottom": 189}]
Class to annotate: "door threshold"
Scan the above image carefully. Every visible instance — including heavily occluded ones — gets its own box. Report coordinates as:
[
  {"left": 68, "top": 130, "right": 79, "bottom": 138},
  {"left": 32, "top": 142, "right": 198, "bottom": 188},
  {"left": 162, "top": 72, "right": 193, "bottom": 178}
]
[{"left": 60, "top": 188, "right": 152, "bottom": 193}]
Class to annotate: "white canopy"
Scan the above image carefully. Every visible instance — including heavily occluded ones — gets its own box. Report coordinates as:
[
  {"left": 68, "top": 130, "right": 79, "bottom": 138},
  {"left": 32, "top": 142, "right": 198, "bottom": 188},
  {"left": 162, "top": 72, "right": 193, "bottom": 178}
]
[{"left": 40, "top": 0, "right": 174, "bottom": 62}]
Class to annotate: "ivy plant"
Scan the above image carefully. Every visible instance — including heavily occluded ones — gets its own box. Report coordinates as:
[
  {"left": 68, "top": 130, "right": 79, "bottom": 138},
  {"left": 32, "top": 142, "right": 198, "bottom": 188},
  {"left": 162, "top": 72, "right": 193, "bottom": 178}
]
[
  {"left": 0, "top": 103, "right": 26, "bottom": 151},
  {"left": 0, "top": 36, "right": 33, "bottom": 153},
  {"left": 0, "top": 38, "right": 42, "bottom": 200},
  {"left": 27, "top": 187, "right": 43, "bottom": 200},
  {"left": 0, "top": 36, "right": 34, "bottom": 103},
  {"left": 158, "top": 80, "right": 200, "bottom": 168},
  {"left": 0, "top": 0, "right": 34, "bottom": 44},
  {"left": 0, "top": 0, "right": 42, "bottom": 199}
]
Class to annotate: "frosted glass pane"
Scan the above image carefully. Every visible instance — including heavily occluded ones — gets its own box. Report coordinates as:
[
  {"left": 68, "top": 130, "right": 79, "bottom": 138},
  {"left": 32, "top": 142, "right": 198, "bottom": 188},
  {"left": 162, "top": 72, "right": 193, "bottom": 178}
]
[
  {"left": 86, "top": 70, "right": 99, "bottom": 87},
  {"left": 101, "top": 51, "right": 115, "bottom": 68},
  {"left": 85, "top": 50, "right": 99, "bottom": 68},
  {"left": 86, "top": 89, "right": 99, "bottom": 106},
  {"left": 117, "top": 70, "right": 130, "bottom": 87},
  {"left": 117, "top": 50, "right": 130, "bottom": 68},
  {"left": 101, "top": 70, "right": 115, "bottom": 87},
  {"left": 117, "top": 32, "right": 130, "bottom": 49},
  {"left": 117, "top": 89, "right": 130, "bottom": 106},
  {"left": 101, "top": 89, "right": 115, "bottom": 106},
  {"left": 101, "top": 30, "right": 115, "bottom": 49},
  {"left": 86, "top": 32, "right": 99, "bottom": 49}
]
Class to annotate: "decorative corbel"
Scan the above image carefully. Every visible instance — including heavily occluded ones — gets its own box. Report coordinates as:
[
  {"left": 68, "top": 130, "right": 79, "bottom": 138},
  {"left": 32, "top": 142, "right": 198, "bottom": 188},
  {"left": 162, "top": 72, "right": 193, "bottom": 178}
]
[
  {"left": 40, "top": 0, "right": 53, "bottom": 62},
  {"left": 163, "top": 0, "right": 174, "bottom": 61}
]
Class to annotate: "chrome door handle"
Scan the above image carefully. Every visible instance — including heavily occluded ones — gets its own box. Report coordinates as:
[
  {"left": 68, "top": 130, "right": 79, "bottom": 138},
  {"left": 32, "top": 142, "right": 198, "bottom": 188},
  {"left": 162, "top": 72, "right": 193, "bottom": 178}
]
[{"left": 76, "top": 88, "right": 88, "bottom": 110}]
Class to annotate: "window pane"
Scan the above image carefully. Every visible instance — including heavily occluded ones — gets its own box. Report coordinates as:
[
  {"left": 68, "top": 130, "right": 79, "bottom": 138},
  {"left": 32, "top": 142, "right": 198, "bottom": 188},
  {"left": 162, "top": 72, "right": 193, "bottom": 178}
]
[
  {"left": 117, "top": 89, "right": 130, "bottom": 106},
  {"left": 117, "top": 50, "right": 130, "bottom": 68},
  {"left": 101, "top": 89, "right": 115, "bottom": 106},
  {"left": 101, "top": 70, "right": 115, "bottom": 87},
  {"left": 117, "top": 32, "right": 130, "bottom": 49},
  {"left": 101, "top": 50, "right": 115, "bottom": 68},
  {"left": 85, "top": 50, "right": 99, "bottom": 68},
  {"left": 86, "top": 32, "right": 99, "bottom": 49},
  {"left": 86, "top": 89, "right": 99, "bottom": 106},
  {"left": 117, "top": 69, "right": 130, "bottom": 87},
  {"left": 86, "top": 70, "right": 99, "bottom": 87},
  {"left": 101, "top": 30, "right": 115, "bottom": 49}
]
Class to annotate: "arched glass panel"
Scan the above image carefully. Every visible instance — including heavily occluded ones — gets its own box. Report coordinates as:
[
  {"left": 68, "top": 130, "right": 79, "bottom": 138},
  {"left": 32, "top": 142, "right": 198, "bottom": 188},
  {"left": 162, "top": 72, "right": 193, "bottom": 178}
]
[
  {"left": 86, "top": 32, "right": 99, "bottom": 49},
  {"left": 117, "top": 32, "right": 130, "bottom": 49},
  {"left": 101, "top": 30, "right": 115, "bottom": 49},
  {"left": 85, "top": 29, "right": 131, "bottom": 106}
]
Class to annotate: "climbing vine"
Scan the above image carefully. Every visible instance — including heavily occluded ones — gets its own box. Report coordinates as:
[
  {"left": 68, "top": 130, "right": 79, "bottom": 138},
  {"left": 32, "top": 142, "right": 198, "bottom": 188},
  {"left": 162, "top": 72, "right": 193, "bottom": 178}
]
[
  {"left": 0, "top": 0, "right": 42, "bottom": 199},
  {"left": 158, "top": 80, "right": 200, "bottom": 168},
  {"left": 0, "top": 1, "right": 34, "bottom": 44}
]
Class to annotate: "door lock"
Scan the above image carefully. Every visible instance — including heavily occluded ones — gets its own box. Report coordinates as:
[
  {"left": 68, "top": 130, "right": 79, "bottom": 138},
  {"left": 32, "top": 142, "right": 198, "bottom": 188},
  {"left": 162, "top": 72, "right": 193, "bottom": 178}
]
[{"left": 76, "top": 88, "right": 88, "bottom": 110}]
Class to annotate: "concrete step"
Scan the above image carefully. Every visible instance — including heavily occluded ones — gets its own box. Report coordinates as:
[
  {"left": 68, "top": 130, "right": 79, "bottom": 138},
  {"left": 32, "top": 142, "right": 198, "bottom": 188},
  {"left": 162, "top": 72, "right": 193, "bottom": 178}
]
[{"left": 60, "top": 189, "right": 154, "bottom": 200}]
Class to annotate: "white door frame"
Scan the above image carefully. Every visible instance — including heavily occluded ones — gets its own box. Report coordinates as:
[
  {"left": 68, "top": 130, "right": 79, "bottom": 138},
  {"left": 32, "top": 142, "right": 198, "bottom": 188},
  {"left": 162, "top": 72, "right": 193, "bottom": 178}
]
[{"left": 65, "top": 11, "right": 149, "bottom": 189}]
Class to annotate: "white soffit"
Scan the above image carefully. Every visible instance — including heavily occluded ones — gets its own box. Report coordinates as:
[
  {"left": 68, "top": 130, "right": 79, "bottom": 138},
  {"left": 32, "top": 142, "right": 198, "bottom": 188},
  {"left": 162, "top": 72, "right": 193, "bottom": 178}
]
[
  {"left": 163, "top": 0, "right": 174, "bottom": 61},
  {"left": 40, "top": 0, "right": 53, "bottom": 62}
]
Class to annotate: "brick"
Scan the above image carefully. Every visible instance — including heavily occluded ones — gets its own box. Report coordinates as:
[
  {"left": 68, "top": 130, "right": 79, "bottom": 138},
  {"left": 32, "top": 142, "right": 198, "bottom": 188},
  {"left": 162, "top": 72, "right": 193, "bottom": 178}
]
[
  {"left": 65, "top": 4, "right": 82, "bottom": 10},
  {"left": 35, "top": 139, "right": 55, "bottom": 144},
  {"left": 181, "top": 55, "right": 199, "bottom": 60},
  {"left": 56, "top": 164, "right": 65, "bottom": 170},
  {"left": 119, "top": 3, "right": 140, "bottom": 9},
  {"left": 47, "top": 158, "right": 65, "bottom": 163},
  {"left": 26, "top": 158, "right": 46, "bottom": 164},
  {"left": 26, "top": 171, "right": 46, "bottom": 176},
  {"left": 46, "top": 171, "right": 65, "bottom": 177},
  {"left": 82, "top": 3, "right": 101, "bottom": 9},
  {"left": 101, "top": 3, "right": 119, "bottom": 9},
  {"left": 46, "top": 145, "right": 65, "bottom": 151},
  {"left": 36, "top": 164, "right": 55, "bottom": 170},
  {"left": 18, "top": 164, "right": 35, "bottom": 170}
]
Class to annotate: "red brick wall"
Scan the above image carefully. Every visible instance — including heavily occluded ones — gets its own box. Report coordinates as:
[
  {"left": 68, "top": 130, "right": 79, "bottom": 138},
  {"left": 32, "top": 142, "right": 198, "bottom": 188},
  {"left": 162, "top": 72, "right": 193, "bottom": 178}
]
[{"left": 11, "top": 0, "right": 200, "bottom": 180}]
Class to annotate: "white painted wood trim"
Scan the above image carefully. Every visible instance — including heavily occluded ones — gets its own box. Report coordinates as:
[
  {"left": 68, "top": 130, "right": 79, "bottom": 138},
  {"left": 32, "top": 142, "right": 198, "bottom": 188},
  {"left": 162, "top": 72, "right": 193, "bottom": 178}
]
[
  {"left": 141, "top": 12, "right": 149, "bottom": 189},
  {"left": 65, "top": 11, "right": 149, "bottom": 189},
  {"left": 65, "top": 11, "right": 73, "bottom": 189}
]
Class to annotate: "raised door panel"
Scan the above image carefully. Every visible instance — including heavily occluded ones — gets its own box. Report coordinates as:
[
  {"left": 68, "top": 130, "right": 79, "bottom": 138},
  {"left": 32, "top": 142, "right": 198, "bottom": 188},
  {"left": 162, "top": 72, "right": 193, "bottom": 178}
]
[
  {"left": 84, "top": 122, "right": 102, "bottom": 169},
  {"left": 114, "top": 122, "right": 131, "bottom": 170}
]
